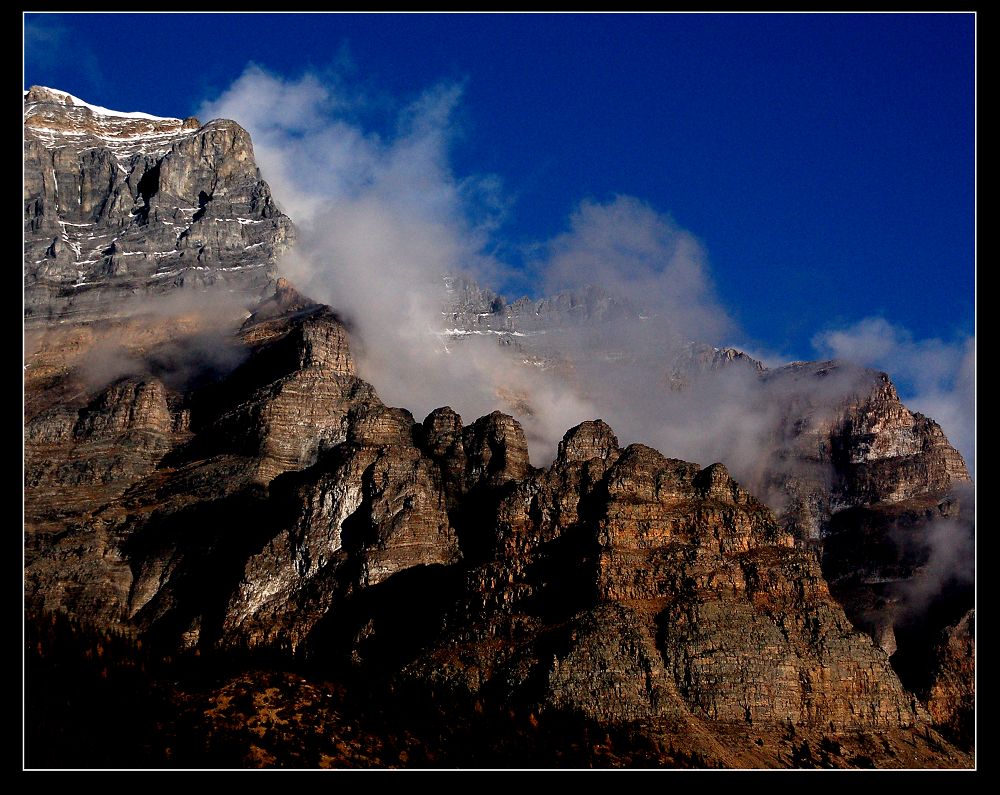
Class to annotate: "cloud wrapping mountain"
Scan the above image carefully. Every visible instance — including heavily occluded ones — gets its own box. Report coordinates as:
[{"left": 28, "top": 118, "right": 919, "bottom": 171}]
[
  {"left": 200, "top": 65, "right": 973, "bottom": 487},
  {"left": 813, "top": 318, "right": 974, "bottom": 476}
]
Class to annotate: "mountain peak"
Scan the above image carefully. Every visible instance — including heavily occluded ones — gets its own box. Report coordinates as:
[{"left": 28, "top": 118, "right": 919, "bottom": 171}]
[
  {"left": 23, "top": 87, "right": 293, "bottom": 326},
  {"left": 25, "top": 85, "right": 184, "bottom": 122},
  {"left": 24, "top": 85, "right": 202, "bottom": 158}
]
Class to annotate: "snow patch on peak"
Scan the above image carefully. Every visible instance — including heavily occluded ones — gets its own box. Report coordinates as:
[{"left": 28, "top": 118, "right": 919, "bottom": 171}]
[{"left": 25, "top": 86, "right": 179, "bottom": 122}]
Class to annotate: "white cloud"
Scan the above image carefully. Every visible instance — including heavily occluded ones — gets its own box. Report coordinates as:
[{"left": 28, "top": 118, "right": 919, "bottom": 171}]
[
  {"left": 201, "top": 66, "right": 592, "bottom": 456},
  {"left": 197, "top": 65, "right": 973, "bottom": 501},
  {"left": 542, "top": 196, "right": 734, "bottom": 344},
  {"left": 197, "top": 66, "right": 743, "bottom": 463}
]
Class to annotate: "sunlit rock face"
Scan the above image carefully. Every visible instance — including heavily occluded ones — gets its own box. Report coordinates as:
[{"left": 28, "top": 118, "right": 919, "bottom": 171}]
[{"left": 24, "top": 85, "right": 294, "bottom": 326}]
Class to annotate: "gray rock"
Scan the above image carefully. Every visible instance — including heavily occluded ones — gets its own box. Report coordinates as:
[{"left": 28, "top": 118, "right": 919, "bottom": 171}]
[{"left": 24, "top": 86, "right": 294, "bottom": 326}]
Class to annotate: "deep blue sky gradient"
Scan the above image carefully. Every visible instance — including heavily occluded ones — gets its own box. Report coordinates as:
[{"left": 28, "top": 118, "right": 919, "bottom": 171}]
[{"left": 24, "top": 12, "right": 975, "bottom": 360}]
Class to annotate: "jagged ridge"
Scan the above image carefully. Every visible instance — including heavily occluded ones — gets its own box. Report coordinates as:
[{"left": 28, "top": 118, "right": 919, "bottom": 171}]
[{"left": 23, "top": 89, "right": 974, "bottom": 767}]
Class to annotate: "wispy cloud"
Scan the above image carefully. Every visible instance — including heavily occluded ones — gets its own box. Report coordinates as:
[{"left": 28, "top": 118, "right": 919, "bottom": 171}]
[
  {"left": 199, "top": 66, "right": 748, "bottom": 464},
  {"left": 200, "top": 66, "right": 571, "bottom": 446},
  {"left": 24, "top": 16, "right": 66, "bottom": 69},
  {"left": 893, "top": 500, "right": 975, "bottom": 621},
  {"left": 197, "top": 64, "right": 973, "bottom": 508},
  {"left": 541, "top": 196, "right": 734, "bottom": 344}
]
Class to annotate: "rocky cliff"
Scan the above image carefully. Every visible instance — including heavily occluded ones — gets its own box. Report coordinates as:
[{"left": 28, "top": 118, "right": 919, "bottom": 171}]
[
  {"left": 24, "top": 86, "right": 293, "bottom": 326},
  {"left": 444, "top": 277, "right": 970, "bottom": 539},
  {"left": 23, "top": 90, "right": 973, "bottom": 768},
  {"left": 443, "top": 276, "right": 974, "bottom": 728},
  {"left": 25, "top": 285, "right": 967, "bottom": 766}
]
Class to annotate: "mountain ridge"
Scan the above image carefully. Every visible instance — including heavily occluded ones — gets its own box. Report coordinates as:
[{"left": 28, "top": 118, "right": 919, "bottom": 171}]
[{"left": 22, "top": 87, "right": 974, "bottom": 768}]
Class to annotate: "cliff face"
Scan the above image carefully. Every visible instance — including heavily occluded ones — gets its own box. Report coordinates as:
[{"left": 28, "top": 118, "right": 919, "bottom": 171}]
[
  {"left": 24, "top": 86, "right": 293, "bottom": 326},
  {"left": 23, "top": 89, "right": 973, "bottom": 768},
  {"left": 443, "top": 278, "right": 971, "bottom": 555},
  {"left": 407, "top": 426, "right": 919, "bottom": 735},
  {"left": 924, "top": 610, "right": 975, "bottom": 747},
  {"left": 757, "top": 361, "right": 970, "bottom": 537},
  {"left": 442, "top": 281, "right": 974, "bottom": 720},
  {"left": 21, "top": 287, "right": 973, "bottom": 765},
  {"left": 23, "top": 289, "right": 953, "bottom": 765},
  {"left": 750, "top": 361, "right": 974, "bottom": 744}
]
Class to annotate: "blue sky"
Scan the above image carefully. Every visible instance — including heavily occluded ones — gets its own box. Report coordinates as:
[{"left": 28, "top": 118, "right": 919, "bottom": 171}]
[{"left": 23, "top": 12, "right": 976, "bottom": 463}]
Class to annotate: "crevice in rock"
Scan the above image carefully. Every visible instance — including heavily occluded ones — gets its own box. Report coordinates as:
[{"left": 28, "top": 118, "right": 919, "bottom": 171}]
[
  {"left": 135, "top": 162, "right": 160, "bottom": 223},
  {"left": 192, "top": 190, "right": 211, "bottom": 223}
]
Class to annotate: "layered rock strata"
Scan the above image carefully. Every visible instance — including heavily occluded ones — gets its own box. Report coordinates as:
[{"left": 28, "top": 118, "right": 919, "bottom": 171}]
[{"left": 24, "top": 86, "right": 293, "bottom": 325}]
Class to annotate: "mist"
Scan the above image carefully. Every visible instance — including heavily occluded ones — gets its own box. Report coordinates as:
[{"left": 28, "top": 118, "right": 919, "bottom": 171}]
[
  {"left": 26, "top": 288, "right": 253, "bottom": 399},
  {"left": 886, "top": 482, "right": 976, "bottom": 623},
  {"left": 199, "top": 67, "right": 735, "bottom": 462},
  {"left": 198, "top": 65, "right": 975, "bottom": 510}
]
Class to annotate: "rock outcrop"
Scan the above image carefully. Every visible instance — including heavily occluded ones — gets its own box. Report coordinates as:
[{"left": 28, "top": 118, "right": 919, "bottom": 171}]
[
  {"left": 757, "top": 361, "right": 971, "bottom": 538},
  {"left": 405, "top": 426, "right": 919, "bottom": 744},
  {"left": 24, "top": 86, "right": 293, "bottom": 325},
  {"left": 924, "top": 610, "right": 975, "bottom": 747},
  {"left": 23, "top": 277, "right": 972, "bottom": 766},
  {"left": 443, "top": 275, "right": 637, "bottom": 336},
  {"left": 441, "top": 275, "right": 969, "bottom": 531}
]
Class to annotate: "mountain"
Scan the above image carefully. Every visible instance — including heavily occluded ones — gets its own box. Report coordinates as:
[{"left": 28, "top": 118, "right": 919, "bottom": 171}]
[
  {"left": 442, "top": 274, "right": 974, "bottom": 700},
  {"left": 445, "top": 276, "right": 969, "bottom": 530},
  {"left": 22, "top": 88, "right": 974, "bottom": 768},
  {"left": 24, "top": 85, "right": 293, "bottom": 326}
]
